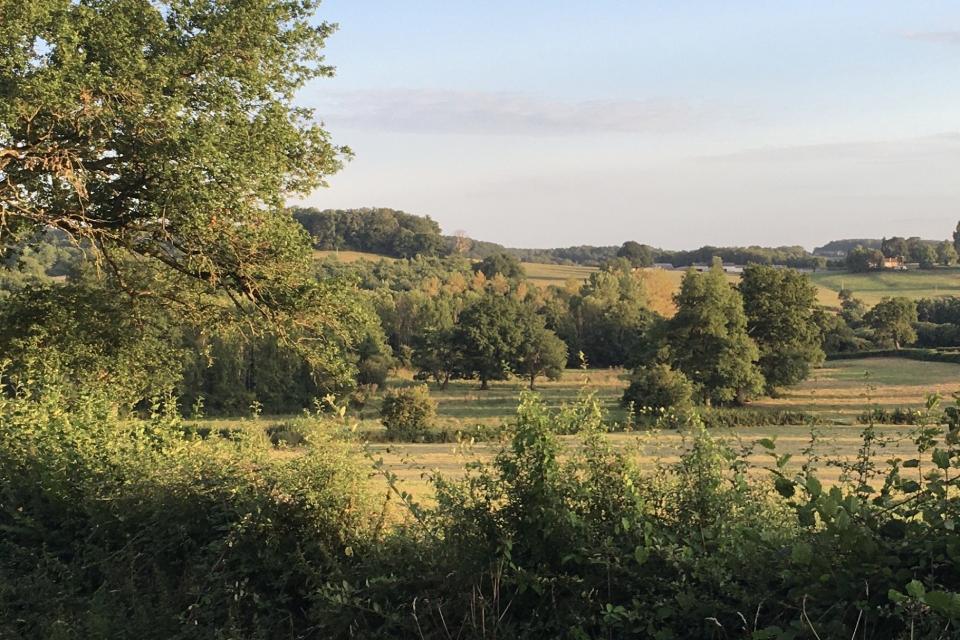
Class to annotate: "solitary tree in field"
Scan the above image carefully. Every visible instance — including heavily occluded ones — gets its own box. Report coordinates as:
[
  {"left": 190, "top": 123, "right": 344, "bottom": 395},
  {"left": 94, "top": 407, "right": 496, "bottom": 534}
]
[
  {"left": 668, "top": 263, "right": 764, "bottom": 405},
  {"left": 456, "top": 292, "right": 525, "bottom": 389},
  {"left": 865, "top": 297, "right": 917, "bottom": 350},
  {"left": 846, "top": 246, "right": 883, "bottom": 272},
  {"left": 739, "top": 265, "right": 824, "bottom": 393},
  {"left": 412, "top": 326, "right": 462, "bottom": 390},
  {"left": 516, "top": 311, "right": 568, "bottom": 390},
  {"left": 953, "top": 222, "right": 960, "bottom": 258},
  {"left": 915, "top": 244, "right": 938, "bottom": 270}
]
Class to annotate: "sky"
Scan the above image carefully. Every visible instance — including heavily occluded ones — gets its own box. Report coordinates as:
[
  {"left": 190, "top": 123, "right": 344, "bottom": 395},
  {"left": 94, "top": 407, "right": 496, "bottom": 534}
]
[{"left": 292, "top": 1, "right": 960, "bottom": 250}]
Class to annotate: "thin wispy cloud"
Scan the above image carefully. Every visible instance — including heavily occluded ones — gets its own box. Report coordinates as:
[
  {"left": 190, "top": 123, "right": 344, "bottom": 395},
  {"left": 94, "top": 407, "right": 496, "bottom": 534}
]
[
  {"left": 700, "top": 132, "right": 960, "bottom": 164},
  {"left": 313, "top": 89, "right": 706, "bottom": 136},
  {"left": 903, "top": 30, "right": 960, "bottom": 45}
]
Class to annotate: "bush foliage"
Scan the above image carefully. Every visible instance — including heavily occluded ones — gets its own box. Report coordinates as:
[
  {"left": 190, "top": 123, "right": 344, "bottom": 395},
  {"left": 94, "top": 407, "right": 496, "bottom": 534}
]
[
  {"left": 379, "top": 384, "right": 437, "bottom": 440},
  {"left": 3, "top": 374, "right": 960, "bottom": 639}
]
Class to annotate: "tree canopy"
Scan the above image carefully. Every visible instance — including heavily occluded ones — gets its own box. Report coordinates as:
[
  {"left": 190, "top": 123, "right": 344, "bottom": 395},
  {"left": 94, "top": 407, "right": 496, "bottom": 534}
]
[
  {"left": 1, "top": 0, "right": 345, "bottom": 318},
  {"left": 739, "top": 265, "right": 824, "bottom": 393},
  {"left": 667, "top": 264, "right": 763, "bottom": 405}
]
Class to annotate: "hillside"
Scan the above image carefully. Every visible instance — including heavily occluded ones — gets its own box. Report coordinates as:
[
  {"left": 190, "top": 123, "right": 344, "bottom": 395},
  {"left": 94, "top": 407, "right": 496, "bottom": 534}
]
[{"left": 811, "top": 268, "right": 960, "bottom": 306}]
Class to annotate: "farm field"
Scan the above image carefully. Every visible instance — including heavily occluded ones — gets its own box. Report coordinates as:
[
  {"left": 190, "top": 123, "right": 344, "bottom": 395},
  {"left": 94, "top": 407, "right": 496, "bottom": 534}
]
[
  {"left": 312, "top": 249, "right": 395, "bottom": 262},
  {"left": 196, "top": 357, "right": 960, "bottom": 500},
  {"left": 521, "top": 261, "right": 599, "bottom": 287},
  {"left": 366, "top": 357, "right": 960, "bottom": 497},
  {"left": 810, "top": 268, "right": 960, "bottom": 306}
]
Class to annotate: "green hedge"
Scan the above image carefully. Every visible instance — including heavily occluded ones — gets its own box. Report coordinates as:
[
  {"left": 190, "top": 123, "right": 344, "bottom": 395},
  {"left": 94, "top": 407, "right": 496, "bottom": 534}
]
[{"left": 827, "top": 348, "right": 960, "bottom": 365}]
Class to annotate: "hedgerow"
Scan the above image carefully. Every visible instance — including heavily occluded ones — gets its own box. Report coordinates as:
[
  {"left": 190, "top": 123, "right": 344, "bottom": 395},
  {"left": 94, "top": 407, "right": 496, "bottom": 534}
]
[{"left": 2, "top": 373, "right": 960, "bottom": 638}]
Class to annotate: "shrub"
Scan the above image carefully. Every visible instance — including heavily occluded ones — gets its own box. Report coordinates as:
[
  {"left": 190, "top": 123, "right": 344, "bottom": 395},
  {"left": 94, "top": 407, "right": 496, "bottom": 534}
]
[
  {"left": 700, "top": 407, "right": 823, "bottom": 428},
  {"left": 0, "top": 371, "right": 377, "bottom": 639},
  {"left": 858, "top": 406, "right": 923, "bottom": 425},
  {"left": 622, "top": 364, "right": 694, "bottom": 416},
  {"left": 379, "top": 385, "right": 437, "bottom": 440},
  {"left": 357, "top": 354, "right": 393, "bottom": 388},
  {"left": 265, "top": 419, "right": 322, "bottom": 447},
  {"left": 828, "top": 348, "right": 960, "bottom": 365}
]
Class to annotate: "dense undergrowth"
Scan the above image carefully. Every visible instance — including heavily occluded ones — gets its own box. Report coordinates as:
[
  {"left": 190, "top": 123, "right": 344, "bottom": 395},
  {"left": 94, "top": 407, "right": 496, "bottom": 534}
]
[{"left": 2, "top": 371, "right": 960, "bottom": 638}]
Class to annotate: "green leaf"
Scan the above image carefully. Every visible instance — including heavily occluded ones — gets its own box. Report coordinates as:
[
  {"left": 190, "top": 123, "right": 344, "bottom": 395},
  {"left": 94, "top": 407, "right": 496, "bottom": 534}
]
[
  {"left": 906, "top": 579, "right": 926, "bottom": 600},
  {"left": 923, "top": 591, "right": 960, "bottom": 618},
  {"left": 932, "top": 448, "right": 951, "bottom": 470},
  {"left": 634, "top": 546, "right": 650, "bottom": 566},
  {"left": 805, "top": 476, "right": 822, "bottom": 498},
  {"left": 775, "top": 476, "right": 795, "bottom": 498},
  {"left": 790, "top": 542, "right": 813, "bottom": 565},
  {"left": 903, "top": 458, "right": 920, "bottom": 468},
  {"left": 757, "top": 438, "right": 776, "bottom": 450}
]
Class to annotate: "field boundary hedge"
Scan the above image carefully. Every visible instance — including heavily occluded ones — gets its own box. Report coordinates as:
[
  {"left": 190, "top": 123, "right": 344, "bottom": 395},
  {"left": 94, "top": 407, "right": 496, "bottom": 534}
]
[{"left": 826, "top": 348, "right": 960, "bottom": 365}]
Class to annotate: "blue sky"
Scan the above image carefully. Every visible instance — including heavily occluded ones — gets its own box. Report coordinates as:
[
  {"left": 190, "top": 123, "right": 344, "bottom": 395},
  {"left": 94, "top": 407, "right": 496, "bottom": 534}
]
[{"left": 293, "top": 1, "right": 960, "bottom": 249}]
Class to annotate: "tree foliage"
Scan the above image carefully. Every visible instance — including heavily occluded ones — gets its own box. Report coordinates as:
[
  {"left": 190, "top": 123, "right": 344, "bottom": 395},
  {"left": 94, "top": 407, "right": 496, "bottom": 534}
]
[
  {"left": 667, "top": 264, "right": 764, "bottom": 405},
  {"left": 473, "top": 252, "right": 524, "bottom": 280},
  {"left": 616, "top": 240, "right": 654, "bottom": 267},
  {"left": 739, "top": 265, "right": 824, "bottom": 392},
  {"left": 293, "top": 207, "right": 444, "bottom": 258},
  {"left": 865, "top": 297, "right": 918, "bottom": 349},
  {"left": 516, "top": 310, "right": 567, "bottom": 389},
  {"left": 1, "top": 0, "right": 348, "bottom": 326}
]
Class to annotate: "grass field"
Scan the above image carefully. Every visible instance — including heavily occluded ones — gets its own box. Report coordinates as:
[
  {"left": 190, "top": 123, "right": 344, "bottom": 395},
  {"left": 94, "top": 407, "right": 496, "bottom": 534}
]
[
  {"left": 313, "top": 249, "right": 395, "bottom": 262},
  {"left": 195, "top": 358, "right": 960, "bottom": 499},
  {"left": 811, "top": 268, "right": 960, "bottom": 306},
  {"left": 521, "top": 262, "right": 599, "bottom": 287},
  {"left": 369, "top": 357, "right": 960, "bottom": 497}
]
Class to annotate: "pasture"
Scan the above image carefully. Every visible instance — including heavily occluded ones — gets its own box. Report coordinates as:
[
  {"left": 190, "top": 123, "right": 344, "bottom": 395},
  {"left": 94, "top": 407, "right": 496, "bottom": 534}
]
[
  {"left": 198, "top": 357, "right": 960, "bottom": 499},
  {"left": 313, "top": 249, "right": 395, "bottom": 262},
  {"left": 365, "top": 357, "right": 960, "bottom": 496},
  {"left": 810, "top": 268, "right": 960, "bottom": 306},
  {"left": 521, "top": 261, "right": 599, "bottom": 287}
]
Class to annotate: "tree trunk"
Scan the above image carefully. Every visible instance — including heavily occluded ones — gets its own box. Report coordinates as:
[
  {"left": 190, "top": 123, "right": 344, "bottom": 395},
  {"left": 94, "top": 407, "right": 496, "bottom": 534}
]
[
  {"left": 480, "top": 378, "right": 489, "bottom": 390},
  {"left": 441, "top": 373, "right": 449, "bottom": 390},
  {"left": 529, "top": 372, "right": 536, "bottom": 390}
]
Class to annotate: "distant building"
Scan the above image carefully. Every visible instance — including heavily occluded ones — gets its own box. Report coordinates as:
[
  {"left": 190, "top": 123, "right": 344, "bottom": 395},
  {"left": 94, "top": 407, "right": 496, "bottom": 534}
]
[
  {"left": 882, "top": 256, "right": 905, "bottom": 270},
  {"left": 653, "top": 263, "right": 675, "bottom": 270}
]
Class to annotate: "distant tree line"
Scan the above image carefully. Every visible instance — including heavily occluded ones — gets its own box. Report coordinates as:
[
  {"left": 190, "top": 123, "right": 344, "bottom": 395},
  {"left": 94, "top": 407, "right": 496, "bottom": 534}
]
[
  {"left": 293, "top": 207, "right": 445, "bottom": 258},
  {"left": 845, "top": 236, "right": 957, "bottom": 272}
]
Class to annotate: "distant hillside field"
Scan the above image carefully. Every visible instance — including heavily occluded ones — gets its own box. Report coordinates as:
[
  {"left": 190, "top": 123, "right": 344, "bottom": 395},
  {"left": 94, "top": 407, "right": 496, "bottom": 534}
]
[
  {"left": 521, "top": 262, "right": 599, "bottom": 287},
  {"left": 811, "top": 269, "right": 960, "bottom": 306},
  {"left": 313, "top": 250, "right": 395, "bottom": 263}
]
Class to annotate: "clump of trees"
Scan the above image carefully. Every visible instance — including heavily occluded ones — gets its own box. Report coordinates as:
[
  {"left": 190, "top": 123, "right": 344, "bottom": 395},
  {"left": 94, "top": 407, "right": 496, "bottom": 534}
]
[
  {"left": 623, "top": 262, "right": 825, "bottom": 412},
  {"left": 294, "top": 207, "right": 445, "bottom": 258}
]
